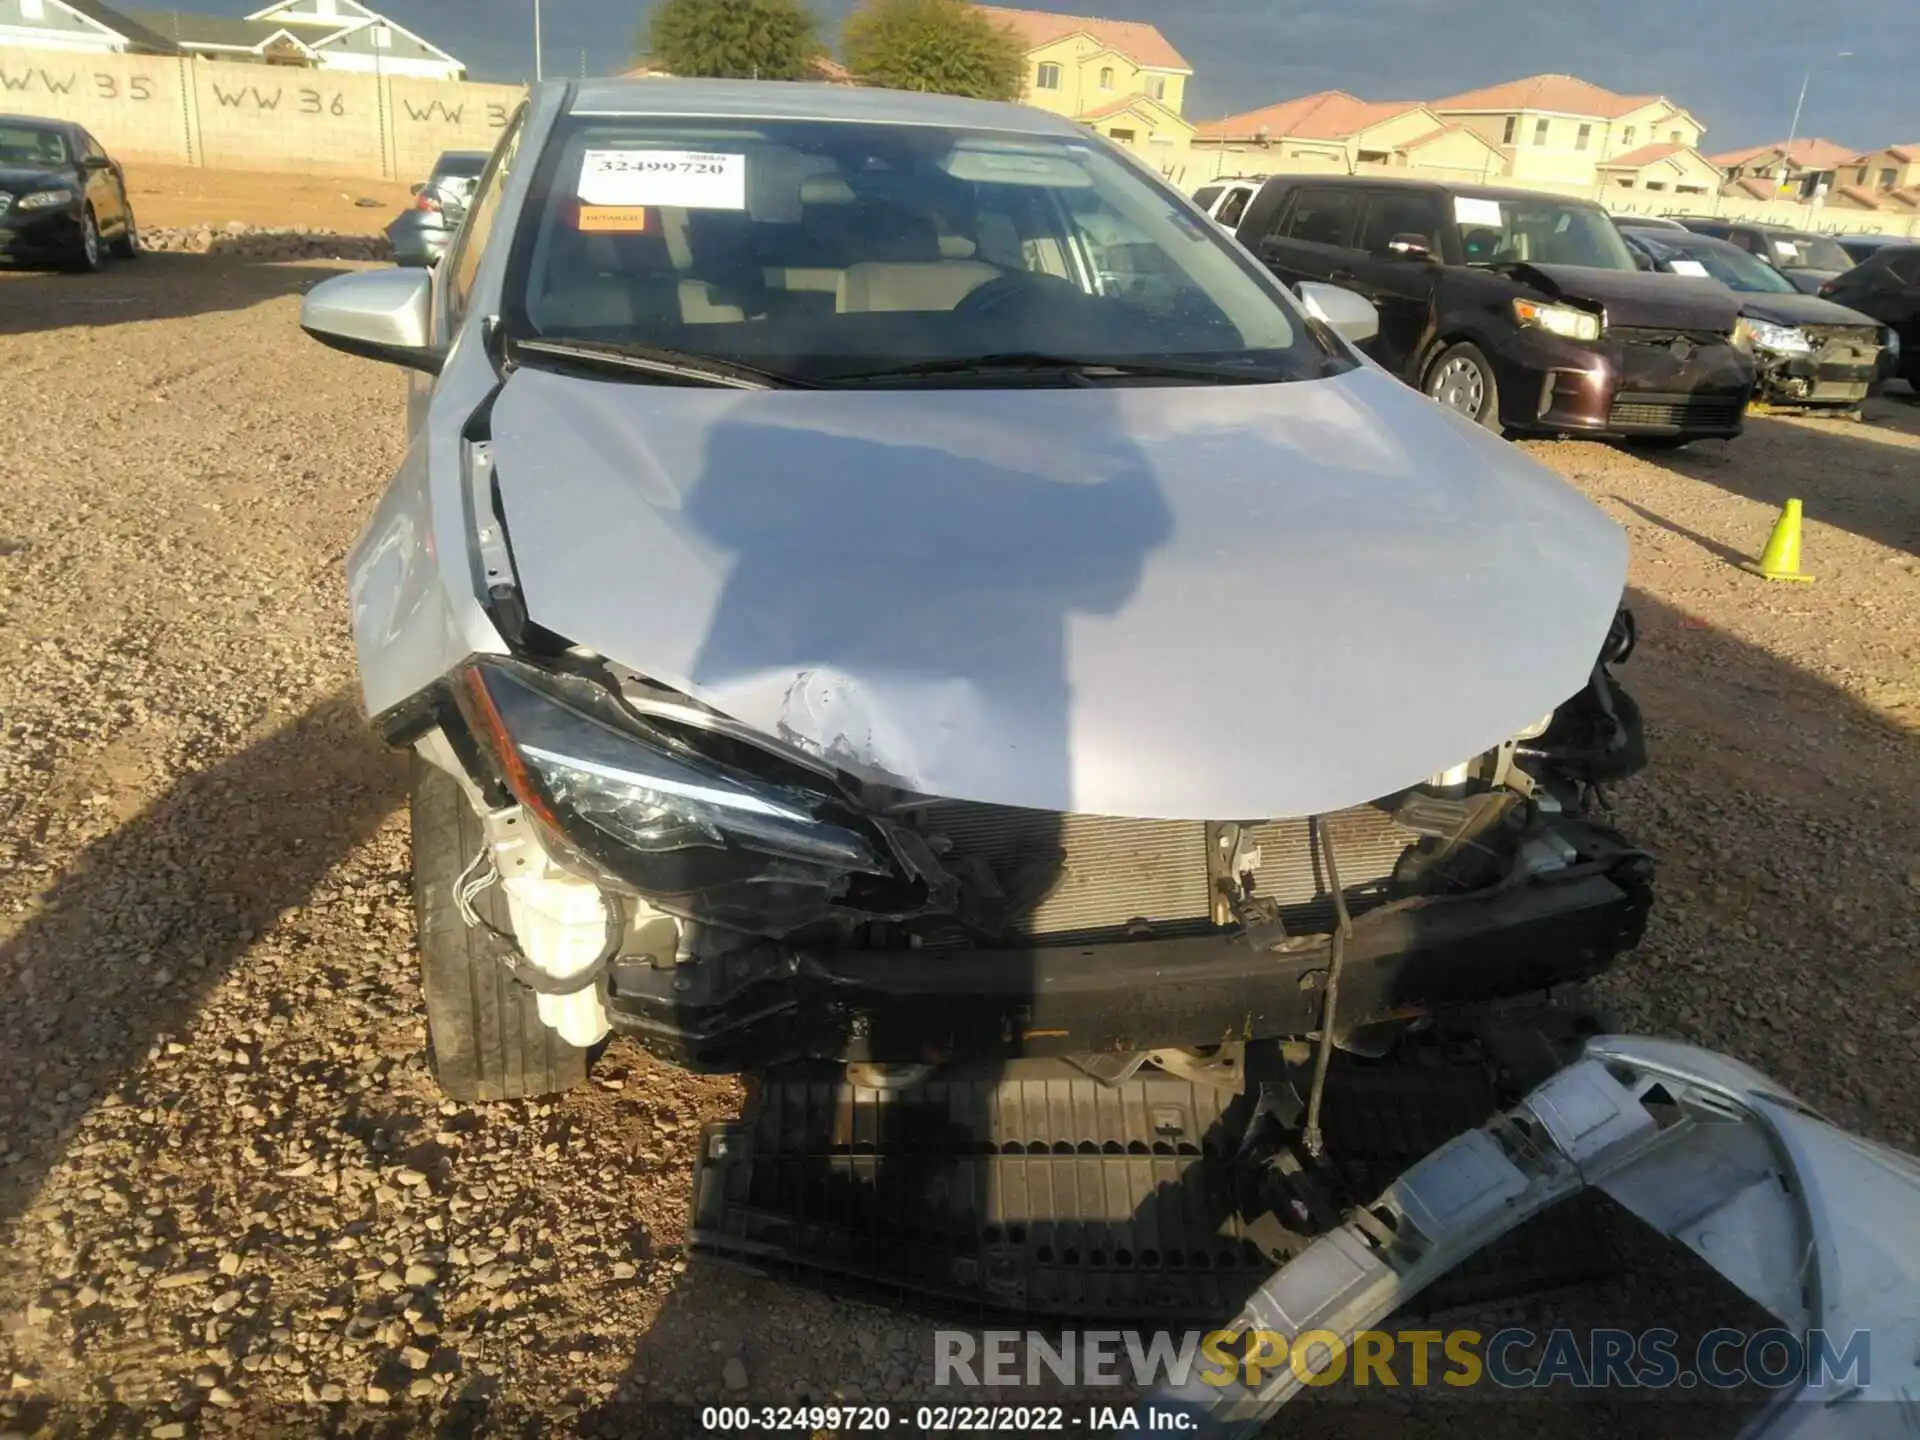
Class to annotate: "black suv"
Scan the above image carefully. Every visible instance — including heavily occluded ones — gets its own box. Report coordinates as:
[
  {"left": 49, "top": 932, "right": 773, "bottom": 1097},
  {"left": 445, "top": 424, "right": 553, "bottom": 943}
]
[
  {"left": 1671, "top": 218, "right": 1855, "bottom": 294},
  {"left": 1231, "top": 177, "right": 1755, "bottom": 444},
  {"left": 1819, "top": 244, "right": 1920, "bottom": 390}
]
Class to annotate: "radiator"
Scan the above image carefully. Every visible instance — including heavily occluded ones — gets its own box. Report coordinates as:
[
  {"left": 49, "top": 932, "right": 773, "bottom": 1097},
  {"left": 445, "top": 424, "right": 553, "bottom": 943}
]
[{"left": 911, "top": 802, "right": 1421, "bottom": 945}]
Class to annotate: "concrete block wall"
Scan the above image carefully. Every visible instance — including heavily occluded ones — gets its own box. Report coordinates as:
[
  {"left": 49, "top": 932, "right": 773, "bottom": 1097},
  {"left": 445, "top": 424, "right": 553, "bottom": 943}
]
[{"left": 0, "top": 42, "right": 524, "bottom": 180}]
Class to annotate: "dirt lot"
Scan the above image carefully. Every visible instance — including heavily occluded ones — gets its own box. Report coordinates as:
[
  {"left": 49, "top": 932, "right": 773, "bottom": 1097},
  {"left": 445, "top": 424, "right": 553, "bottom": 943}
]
[
  {"left": 126, "top": 162, "right": 416, "bottom": 233},
  {"left": 1, "top": 252, "right": 1917, "bottom": 1437}
]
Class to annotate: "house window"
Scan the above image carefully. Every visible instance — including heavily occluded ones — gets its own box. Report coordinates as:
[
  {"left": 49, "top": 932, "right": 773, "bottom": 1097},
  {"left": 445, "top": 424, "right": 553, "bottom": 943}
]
[
  {"left": 1356, "top": 149, "right": 1389, "bottom": 165},
  {"left": 1576, "top": 123, "right": 1591, "bottom": 150},
  {"left": 1501, "top": 116, "right": 1517, "bottom": 144},
  {"left": 1108, "top": 127, "right": 1136, "bottom": 143},
  {"left": 1146, "top": 74, "right": 1167, "bottom": 101},
  {"left": 1035, "top": 62, "right": 1061, "bottom": 90},
  {"left": 1677, "top": 184, "right": 1706, "bottom": 194},
  {"left": 1645, "top": 180, "right": 1667, "bottom": 191},
  {"left": 1880, "top": 167, "right": 1898, "bottom": 189},
  {"left": 1099, "top": 66, "right": 1113, "bottom": 90},
  {"left": 1668, "top": 130, "right": 1681, "bottom": 143},
  {"left": 1622, "top": 125, "right": 1635, "bottom": 144},
  {"left": 1533, "top": 118, "right": 1550, "bottom": 145},
  {"left": 1616, "top": 178, "right": 1634, "bottom": 188}
]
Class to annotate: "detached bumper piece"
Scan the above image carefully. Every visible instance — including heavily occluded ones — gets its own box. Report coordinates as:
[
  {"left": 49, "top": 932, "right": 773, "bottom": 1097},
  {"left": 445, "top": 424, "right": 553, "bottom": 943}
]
[
  {"left": 691, "top": 1023, "right": 1615, "bottom": 1322},
  {"left": 605, "top": 833, "right": 1652, "bottom": 1071}
]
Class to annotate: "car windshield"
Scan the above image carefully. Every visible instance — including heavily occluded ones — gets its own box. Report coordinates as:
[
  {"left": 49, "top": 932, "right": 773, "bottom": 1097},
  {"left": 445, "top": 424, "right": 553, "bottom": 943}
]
[
  {"left": 1454, "top": 194, "right": 1637, "bottom": 270},
  {"left": 0, "top": 122, "right": 69, "bottom": 167},
  {"left": 1767, "top": 232, "right": 1852, "bottom": 272},
  {"left": 1650, "top": 237, "right": 1797, "bottom": 294},
  {"left": 503, "top": 116, "right": 1346, "bottom": 385}
]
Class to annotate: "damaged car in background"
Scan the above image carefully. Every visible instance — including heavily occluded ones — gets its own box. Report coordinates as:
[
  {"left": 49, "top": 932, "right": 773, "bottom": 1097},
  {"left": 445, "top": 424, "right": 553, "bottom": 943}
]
[
  {"left": 299, "top": 79, "right": 1653, "bottom": 1118},
  {"left": 1621, "top": 223, "right": 1895, "bottom": 408}
]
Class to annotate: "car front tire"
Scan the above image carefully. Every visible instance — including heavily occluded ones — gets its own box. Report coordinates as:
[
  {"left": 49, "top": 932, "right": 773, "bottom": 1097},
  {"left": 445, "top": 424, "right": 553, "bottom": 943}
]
[
  {"left": 410, "top": 753, "right": 590, "bottom": 1103},
  {"left": 67, "top": 206, "right": 106, "bottom": 273},
  {"left": 110, "top": 204, "right": 139, "bottom": 260},
  {"left": 1424, "top": 342, "right": 1502, "bottom": 430}
]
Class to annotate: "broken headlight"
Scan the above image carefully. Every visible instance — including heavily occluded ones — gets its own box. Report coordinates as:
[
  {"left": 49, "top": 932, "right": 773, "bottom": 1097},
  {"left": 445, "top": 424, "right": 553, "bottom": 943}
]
[{"left": 453, "top": 659, "right": 895, "bottom": 934}]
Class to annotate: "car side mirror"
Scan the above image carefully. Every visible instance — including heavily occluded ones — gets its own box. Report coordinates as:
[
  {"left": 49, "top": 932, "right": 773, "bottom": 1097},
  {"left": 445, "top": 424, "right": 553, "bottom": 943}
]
[
  {"left": 1386, "top": 232, "right": 1436, "bottom": 262},
  {"left": 409, "top": 181, "right": 425, "bottom": 196},
  {"left": 1296, "top": 280, "right": 1380, "bottom": 346},
  {"left": 300, "top": 267, "right": 443, "bottom": 374},
  {"left": 83, "top": 155, "right": 113, "bottom": 170}
]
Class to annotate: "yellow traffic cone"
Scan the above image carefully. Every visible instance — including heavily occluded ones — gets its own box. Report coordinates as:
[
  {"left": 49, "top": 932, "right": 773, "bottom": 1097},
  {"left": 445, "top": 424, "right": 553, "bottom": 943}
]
[{"left": 1740, "top": 499, "right": 1814, "bottom": 583}]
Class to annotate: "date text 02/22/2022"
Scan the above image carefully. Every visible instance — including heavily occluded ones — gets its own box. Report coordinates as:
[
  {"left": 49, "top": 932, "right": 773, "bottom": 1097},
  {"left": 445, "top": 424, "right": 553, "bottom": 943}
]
[{"left": 698, "top": 1405, "right": 1194, "bottom": 1432}]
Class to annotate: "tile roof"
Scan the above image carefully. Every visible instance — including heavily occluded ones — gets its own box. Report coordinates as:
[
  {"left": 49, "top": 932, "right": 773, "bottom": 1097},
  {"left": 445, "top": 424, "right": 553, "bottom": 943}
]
[
  {"left": 974, "top": 6, "right": 1190, "bottom": 71},
  {"left": 1597, "top": 141, "right": 1698, "bottom": 170},
  {"left": 124, "top": 8, "right": 320, "bottom": 49},
  {"left": 1725, "top": 176, "right": 1778, "bottom": 200},
  {"left": 1707, "top": 137, "right": 1855, "bottom": 170},
  {"left": 57, "top": 0, "right": 184, "bottom": 52},
  {"left": 1197, "top": 90, "right": 1426, "bottom": 141},
  {"left": 1394, "top": 122, "right": 1499, "bottom": 152},
  {"left": 1845, "top": 144, "right": 1918, "bottom": 165},
  {"left": 1431, "top": 73, "right": 1663, "bottom": 120}
]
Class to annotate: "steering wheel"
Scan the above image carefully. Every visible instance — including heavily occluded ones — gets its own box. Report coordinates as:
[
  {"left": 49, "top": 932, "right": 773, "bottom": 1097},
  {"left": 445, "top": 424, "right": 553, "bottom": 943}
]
[{"left": 954, "top": 269, "right": 1086, "bottom": 318}]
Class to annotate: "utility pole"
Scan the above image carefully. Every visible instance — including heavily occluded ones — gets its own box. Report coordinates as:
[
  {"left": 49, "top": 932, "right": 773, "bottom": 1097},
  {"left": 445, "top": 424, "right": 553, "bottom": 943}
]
[
  {"left": 533, "top": 0, "right": 544, "bottom": 82},
  {"left": 1782, "top": 50, "right": 1850, "bottom": 194}
]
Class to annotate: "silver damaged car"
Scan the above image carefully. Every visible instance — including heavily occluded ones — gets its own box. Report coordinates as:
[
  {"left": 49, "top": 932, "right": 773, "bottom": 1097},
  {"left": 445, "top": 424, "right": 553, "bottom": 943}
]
[{"left": 301, "top": 80, "right": 1653, "bottom": 1102}]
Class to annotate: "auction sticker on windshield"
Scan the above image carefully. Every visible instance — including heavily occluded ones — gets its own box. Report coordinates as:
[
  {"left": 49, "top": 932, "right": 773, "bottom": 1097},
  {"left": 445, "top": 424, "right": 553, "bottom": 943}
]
[
  {"left": 1668, "top": 259, "right": 1709, "bottom": 277},
  {"left": 1454, "top": 196, "right": 1504, "bottom": 227},
  {"left": 579, "top": 150, "right": 746, "bottom": 209}
]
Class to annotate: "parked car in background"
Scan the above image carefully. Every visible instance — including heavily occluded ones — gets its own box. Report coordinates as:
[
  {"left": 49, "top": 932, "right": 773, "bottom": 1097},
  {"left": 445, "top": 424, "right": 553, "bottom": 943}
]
[
  {"left": 1231, "top": 175, "right": 1754, "bottom": 444},
  {"left": 1819, "top": 243, "right": 1920, "bottom": 391},
  {"left": 296, "top": 80, "right": 1652, "bottom": 1110},
  {"left": 1620, "top": 225, "right": 1890, "bottom": 407},
  {"left": 1190, "top": 176, "right": 1262, "bottom": 233},
  {"left": 386, "top": 149, "right": 490, "bottom": 267},
  {"left": 1672, "top": 217, "right": 1854, "bottom": 294},
  {"left": 0, "top": 113, "right": 137, "bottom": 272},
  {"left": 1835, "top": 232, "right": 1902, "bottom": 264}
]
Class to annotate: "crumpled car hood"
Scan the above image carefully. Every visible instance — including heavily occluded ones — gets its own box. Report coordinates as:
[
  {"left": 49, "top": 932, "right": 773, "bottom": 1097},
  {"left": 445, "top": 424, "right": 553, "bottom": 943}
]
[
  {"left": 1515, "top": 261, "right": 1742, "bottom": 331},
  {"left": 488, "top": 364, "right": 1627, "bottom": 819}
]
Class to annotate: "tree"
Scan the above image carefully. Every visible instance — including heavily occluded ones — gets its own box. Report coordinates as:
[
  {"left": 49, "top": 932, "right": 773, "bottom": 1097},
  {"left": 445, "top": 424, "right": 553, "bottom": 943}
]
[
  {"left": 642, "top": 0, "right": 824, "bottom": 81},
  {"left": 842, "top": 0, "right": 1026, "bottom": 101}
]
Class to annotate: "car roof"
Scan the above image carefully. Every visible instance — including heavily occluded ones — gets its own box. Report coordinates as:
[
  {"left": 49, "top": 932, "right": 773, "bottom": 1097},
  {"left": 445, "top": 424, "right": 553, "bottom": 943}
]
[
  {"left": 563, "top": 77, "right": 1087, "bottom": 139},
  {"left": 0, "top": 113, "right": 72, "bottom": 134},
  {"left": 1255, "top": 173, "right": 1599, "bottom": 206},
  {"left": 1621, "top": 226, "right": 1743, "bottom": 255}
]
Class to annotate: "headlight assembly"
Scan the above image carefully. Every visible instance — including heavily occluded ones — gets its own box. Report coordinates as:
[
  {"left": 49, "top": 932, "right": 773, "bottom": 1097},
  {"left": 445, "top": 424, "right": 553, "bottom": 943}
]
[
  {"left": 1741, "top": 318, "right": 1813, "bottom": 356},
  {"left": 453, "top": 659, "right": 902, "bottom": 934},
  {"left": 16, "top": 189, "right": 75, "bottom": 210},
  {"left": 1512, "top": 298, "right": 1603, "bottom": 343}
]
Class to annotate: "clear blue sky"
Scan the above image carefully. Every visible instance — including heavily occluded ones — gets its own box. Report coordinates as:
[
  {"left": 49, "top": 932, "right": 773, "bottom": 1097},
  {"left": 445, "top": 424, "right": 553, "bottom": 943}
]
[{"left": 190, "top": 0, "right": 1917, "bottom": 152}]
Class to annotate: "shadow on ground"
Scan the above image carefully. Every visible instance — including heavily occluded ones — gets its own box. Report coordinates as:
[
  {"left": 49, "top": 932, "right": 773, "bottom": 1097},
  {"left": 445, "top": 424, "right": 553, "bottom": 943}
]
[
  {"left": 0, "top": 251, "right": 358, "bottom": 336},
  {"left": 1642, "top": 389, "right": 1920, "bottom": 558},
  {"left": 0, "top": 693, "right": 405, "bottom": 1228}
]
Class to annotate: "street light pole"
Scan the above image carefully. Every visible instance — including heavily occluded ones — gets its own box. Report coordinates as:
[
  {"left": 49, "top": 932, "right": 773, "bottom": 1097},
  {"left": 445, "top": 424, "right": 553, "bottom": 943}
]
[
  {"left": 1782, "top": 50, "right": 1851, "bottom": 172},
  {"left": 534, "top": 0, "right": 544, "bottom": 82}
]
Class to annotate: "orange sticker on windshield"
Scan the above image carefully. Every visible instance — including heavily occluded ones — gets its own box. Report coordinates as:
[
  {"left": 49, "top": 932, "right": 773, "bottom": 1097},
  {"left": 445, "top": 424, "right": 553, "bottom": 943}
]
[{"left": 577, "top": 205, "right": 649, "bottom": 233}]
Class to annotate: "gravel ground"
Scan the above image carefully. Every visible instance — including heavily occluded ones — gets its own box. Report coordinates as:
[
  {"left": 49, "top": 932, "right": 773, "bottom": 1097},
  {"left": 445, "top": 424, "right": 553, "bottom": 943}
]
[{"left": 1, "top": 254, "right": 1916, "bottom": 1438}]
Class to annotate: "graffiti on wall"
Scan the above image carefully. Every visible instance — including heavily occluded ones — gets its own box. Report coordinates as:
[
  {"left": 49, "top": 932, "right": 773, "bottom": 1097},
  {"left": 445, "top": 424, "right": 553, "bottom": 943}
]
[{"left": 0, "top": 63, "right": 160, "bottom": 99}]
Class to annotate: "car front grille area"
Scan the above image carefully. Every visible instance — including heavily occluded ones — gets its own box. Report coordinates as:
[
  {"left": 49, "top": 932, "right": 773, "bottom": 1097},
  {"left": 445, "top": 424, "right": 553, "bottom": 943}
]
[
  {"left": 1808, "top": 325, "right": 1882, "bottom": 369},
  {"left": 1610, "top": 327, "right": 1733, "bottom": 349},
  {"left": 900, "top": 801, "right": 1424, "bottom": 948},
  {"left": 1608, "top": 392, "right": 1745, "bottom": 430}
]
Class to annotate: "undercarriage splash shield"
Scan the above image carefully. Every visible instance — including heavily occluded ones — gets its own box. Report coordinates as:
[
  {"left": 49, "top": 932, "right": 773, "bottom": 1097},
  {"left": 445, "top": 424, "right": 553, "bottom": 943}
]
[{"left": 690, "top": 1042, "right": 1615, "bottom": 1321}]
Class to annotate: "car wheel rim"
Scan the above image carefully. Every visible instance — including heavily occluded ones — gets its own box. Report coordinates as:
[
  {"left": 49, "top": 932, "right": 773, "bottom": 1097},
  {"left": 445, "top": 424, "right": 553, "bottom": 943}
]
[
  {"left": 125, "top": 215, "right": 138, "bottom": 253},
  {"left": 83, "top": 216, "right": 98, "bottom": 265},
  {"left": 1429, "top": 357, "right": 1484, "bottom": 417}
]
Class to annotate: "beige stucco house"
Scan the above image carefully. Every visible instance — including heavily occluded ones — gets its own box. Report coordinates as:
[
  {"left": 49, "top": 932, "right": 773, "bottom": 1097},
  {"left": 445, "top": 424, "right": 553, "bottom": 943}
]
[
  {"left": 1595, "top": 142, "right": 1722, "bottom": 199},
  {"left": 974, "top": 5, "right": 1195, "bottom": 156},
  {"left": 1839, "top": 144, "right": 1920, "bottom": 196},
  {"left": 1192, "top": 91, "right": 1503, "bottom": 181},
  {"left": 1430, "top": 73, "right": 1707, "bottom": 189},
  {"left": 1707, "top": 138, "right": 1855, "bottom": 201}
]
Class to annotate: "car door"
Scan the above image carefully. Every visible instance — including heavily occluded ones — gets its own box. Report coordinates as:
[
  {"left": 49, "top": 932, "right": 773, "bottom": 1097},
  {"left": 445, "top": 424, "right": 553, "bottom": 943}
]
[
  {"left": 1344, "top": 189, "right": 1448, "bottom": 374},
  {"left": 1249, "top": 183, "right": 1366, "bottom": 291},
  {"left": 75, "top": 129, "right": 122, "bottom": 232}
]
